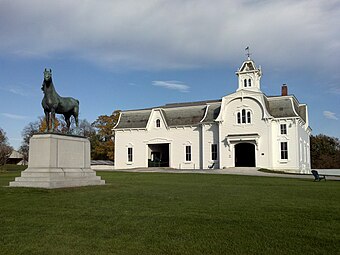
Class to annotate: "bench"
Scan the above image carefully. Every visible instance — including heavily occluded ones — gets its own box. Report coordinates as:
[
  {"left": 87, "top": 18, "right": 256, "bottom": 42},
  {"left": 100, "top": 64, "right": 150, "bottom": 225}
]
[{"left": 311, "top": 170, "right": 326, "bottom": 181}]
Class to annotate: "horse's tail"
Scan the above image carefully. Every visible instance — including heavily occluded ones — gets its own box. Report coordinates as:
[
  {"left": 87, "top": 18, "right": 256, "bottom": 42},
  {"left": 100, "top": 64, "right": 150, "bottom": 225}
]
[
  {"left": 75, "top": 99, "right": 79, "bottom": 113},
  {"left": 74, "top": 99, "right": 80, "bottom": 127}
]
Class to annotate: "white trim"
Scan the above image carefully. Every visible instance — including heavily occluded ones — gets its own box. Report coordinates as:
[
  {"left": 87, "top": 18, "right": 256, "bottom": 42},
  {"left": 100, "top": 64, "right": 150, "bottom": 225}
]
[
  {"left": 146, "top": 108, "right": 169, "bottom": 130},
  {"left": 200, "top": 105, "right": 210, "bottom": 122},
  {"left": 112, "top": 112, "right": 122, "bottom": 129},
  {"left": 126, "top": 144, "right": 134, "bottom": 164},
  {"left": 144, "top": 137, "right": 173, "bottom": 144}
]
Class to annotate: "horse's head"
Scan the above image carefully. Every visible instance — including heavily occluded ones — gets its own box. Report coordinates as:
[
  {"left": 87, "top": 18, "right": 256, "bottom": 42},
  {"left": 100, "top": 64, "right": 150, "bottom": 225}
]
[{"left": 42, "top": 68, "right": 52, "bottom": 91}]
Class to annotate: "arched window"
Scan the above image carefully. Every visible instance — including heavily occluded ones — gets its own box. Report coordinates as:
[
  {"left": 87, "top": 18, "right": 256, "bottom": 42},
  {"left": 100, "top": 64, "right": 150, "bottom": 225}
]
[
  {"left": 156, "top": 119, "right": 161, "bottom": 128},
  {"left": 236, "top": 109, "right": 252, "bottom": 124},
  {"left": 242, "top": 109, "right": 246, "bottom": 123},
  {"left": 248, "top": 79, "right": 252, "bottom": 87},
  {"left": 244, "top": 79, "right": 247, "bottom": 87}
]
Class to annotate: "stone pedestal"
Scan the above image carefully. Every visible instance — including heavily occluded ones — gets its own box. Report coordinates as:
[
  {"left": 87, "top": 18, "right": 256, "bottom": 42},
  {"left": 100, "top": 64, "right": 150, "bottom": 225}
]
[{"left": 10, "top": 133, "right": 105, "bottom": 188}]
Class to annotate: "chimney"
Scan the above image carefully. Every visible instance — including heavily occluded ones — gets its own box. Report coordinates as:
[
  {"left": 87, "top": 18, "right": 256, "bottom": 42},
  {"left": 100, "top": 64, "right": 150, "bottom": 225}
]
[{"left": 281, "top": 84, "right": 288, "bottom": 96}]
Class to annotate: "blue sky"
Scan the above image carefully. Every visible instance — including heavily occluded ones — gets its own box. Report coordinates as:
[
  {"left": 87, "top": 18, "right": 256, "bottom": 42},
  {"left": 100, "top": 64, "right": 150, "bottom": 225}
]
[{"left": 0, "top": 0, "right": 339, "bottom": 149}]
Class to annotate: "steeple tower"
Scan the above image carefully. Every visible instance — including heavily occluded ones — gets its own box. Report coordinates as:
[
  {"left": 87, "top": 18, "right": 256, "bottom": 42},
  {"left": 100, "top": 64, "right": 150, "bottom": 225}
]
[{"left": 236, "top": 48, "right": 262, "bottom": 92}]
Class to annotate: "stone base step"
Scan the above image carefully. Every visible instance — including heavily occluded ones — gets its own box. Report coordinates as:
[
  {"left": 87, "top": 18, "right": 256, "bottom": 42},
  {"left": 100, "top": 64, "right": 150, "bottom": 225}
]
[
  {"left": 9, "top": 179, "right": 105, "bottom": 189},
  {"left": 9, "top": 167, "right": 105, "bottom": 189}
]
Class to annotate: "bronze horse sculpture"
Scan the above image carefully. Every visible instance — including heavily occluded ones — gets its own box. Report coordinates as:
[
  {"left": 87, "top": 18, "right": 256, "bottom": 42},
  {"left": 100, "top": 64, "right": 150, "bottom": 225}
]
[{"left": 41, "top": 69, "right": 79, "bottom": 132}]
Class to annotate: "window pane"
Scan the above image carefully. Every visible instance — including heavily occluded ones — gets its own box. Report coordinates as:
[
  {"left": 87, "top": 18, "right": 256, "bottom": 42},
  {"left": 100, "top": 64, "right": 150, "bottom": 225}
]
[
  {"left": 248, "top": 79, "right": 252, "bottom": 87},
  {"left": 128, "top": 147, "right": 133, "bottom": 162},
  {"left": 242, "top": 109, "right": 246, "bottom": 123},
  {"left": 237, "top": 112, "right": 241, "bottom": 124},
  {"left": 280, "top": 124, "right": 287, "bottom": 134},
  {"left": 211, "top": 144, "right": 217, "bottom": 160},
  {"left": 280, "top": 142, "right": 288, "bottom": 160},
  {"left": 186, "top": 146, "right": 191, "bottom": 161},
  {"left": 156, "top": 119, "right": 160, "bottom": 127},
  {"left": 247, "top": 111, "right": 251, "bottom": 123},
  {"left": 244, "top": 79, "right": 247, "bottom": 87}
]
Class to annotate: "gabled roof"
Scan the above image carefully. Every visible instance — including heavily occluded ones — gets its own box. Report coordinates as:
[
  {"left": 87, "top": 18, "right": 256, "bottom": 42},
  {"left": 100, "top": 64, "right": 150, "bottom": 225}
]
[
  {"left": 265, "top": 96, "right": 306, "bottom": 122},
  {"left": 240, "top": 61, "right": 256, "bottom": 72},
  {"left": 114, "top": 94, "right": 307, "bottom": 129},
  {"left": 298, "top": 105, "right": 307, "bottom": 123},
  {"left": 162, "top": 105, "right": 206, "bottom": 126},
  {"left": 266, "top": 97, "right": 297, "bottom": 118},
  {"left": 116, "top": 110, "right": 151, "bottom": 129},
  {"left": 114, "top": 100, "right": 221, "bottom": 129},
  {"left": 202, "top": 102, "right": 221, "bottom": 123}
]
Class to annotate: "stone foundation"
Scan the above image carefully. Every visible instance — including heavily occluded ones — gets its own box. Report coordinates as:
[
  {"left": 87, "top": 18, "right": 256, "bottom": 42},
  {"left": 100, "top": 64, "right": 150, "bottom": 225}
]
[{"left": 10, "top": 133, "right": 105, "bottom": 188}]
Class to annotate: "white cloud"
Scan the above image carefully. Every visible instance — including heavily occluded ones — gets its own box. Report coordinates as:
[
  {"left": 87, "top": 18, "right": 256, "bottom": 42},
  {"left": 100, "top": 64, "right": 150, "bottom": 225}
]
[
  {"left": 0, "top": 0, "right": 339, "bottom": 71},
  {"left": 0, "top": 85, "right": 35, "bottom": 97},
  {"left": 152, "top": 81, "right": 190, "bottom": 93},
  {"left": 8, "top": 88, "right": 27, "bottom": 97},
  {"left": 329, "top": 86, "right": 340, "bottom": 95},
  {"left": 323, "top": 111, "right": 338, "bottom": 120},
  {"left": 1, "top": 113, "right": 28, "bottom": 120}
]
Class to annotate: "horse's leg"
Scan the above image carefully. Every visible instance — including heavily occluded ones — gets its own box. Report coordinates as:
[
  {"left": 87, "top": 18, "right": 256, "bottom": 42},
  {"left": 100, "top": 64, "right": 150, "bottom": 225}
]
[
  {"left": 51, "top": 109, "right": 56, "bottom": 132},
  {"left": 65, "top": 115, "right": 71, "bottom": 133},
  {"left": 44, "top": 110, "right": 50, "bottom": 132},
  {"left": 73, "top": 104, "right": 79, "bottom": 128}
]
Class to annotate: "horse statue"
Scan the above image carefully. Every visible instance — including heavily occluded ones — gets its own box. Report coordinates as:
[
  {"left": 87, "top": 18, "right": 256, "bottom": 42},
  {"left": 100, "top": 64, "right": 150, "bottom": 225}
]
[{"left": 41, "top": 68, "right": 79, "bottom": 132}]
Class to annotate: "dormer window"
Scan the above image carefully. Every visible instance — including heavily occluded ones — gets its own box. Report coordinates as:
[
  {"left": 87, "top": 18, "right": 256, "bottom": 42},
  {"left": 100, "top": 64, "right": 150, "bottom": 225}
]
[
  {"left": 156, "top": 119, "right": 161, "bottom": 128},
  {"left": 236, "top": 109, "right": 252, "bottom": 124}
]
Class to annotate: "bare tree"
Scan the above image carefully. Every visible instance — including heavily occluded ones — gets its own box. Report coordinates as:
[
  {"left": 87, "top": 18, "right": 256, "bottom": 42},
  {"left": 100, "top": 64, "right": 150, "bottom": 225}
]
[
  {"left": 0, "top": 128, "right": 13, "bottom": 166},
  {"left": 18, "top": 121, "right": 40, "bottom": 163},
  {"left": 78, "top": 119, "right": 96, "bottom": 137}
]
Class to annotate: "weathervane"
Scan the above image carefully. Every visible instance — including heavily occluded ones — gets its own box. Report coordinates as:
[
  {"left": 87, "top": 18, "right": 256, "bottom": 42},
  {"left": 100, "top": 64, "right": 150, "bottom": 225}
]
[{"left": 245, "top": 46, "right": 251, "bottom": 59}]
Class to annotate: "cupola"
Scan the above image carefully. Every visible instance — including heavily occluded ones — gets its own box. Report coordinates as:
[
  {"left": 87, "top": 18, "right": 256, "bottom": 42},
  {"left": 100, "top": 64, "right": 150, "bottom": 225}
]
[{"left": 236, "top": 48, "right": 262, "bottom": 92}]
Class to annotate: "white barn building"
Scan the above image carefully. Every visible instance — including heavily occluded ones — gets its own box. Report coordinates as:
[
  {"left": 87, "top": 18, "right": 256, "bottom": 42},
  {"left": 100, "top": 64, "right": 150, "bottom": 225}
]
[{"left": 114, "top": 57, "right": 311, "bottom": 173}]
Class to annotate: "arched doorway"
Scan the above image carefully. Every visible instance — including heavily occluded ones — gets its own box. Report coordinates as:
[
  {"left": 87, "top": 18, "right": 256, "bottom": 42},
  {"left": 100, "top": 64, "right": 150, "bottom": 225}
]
[{"left": 235, "top": 143, "right": 256, "bottom": 167}]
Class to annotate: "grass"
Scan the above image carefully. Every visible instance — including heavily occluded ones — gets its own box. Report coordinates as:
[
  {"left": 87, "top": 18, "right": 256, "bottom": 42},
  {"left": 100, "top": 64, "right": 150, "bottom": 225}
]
[
  {"left": 1, "top": 168, "right": 340, "bottom": 255},
  {"left": 0, "top": 164, "right": 27, "bottom": 172}
]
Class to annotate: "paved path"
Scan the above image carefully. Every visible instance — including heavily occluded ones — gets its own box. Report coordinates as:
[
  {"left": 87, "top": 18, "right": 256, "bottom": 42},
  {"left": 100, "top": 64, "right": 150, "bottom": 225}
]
[{"left": 107, "top": 167, "right": 340, "bottom": 181}]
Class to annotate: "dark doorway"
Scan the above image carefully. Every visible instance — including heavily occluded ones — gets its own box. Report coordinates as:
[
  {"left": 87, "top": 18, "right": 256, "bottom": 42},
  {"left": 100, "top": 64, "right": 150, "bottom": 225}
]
[
  {"left": 235, "top": 143, "right": 255, "bottom": 167},
  {"left": 148, "top": 143, "right": 169, "bottom": 167}
]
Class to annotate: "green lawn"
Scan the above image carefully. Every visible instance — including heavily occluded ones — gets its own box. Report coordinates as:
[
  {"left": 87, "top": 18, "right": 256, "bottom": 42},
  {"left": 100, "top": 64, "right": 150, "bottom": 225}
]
[{"left": 1, "top": 169, "right": 339, "bottom": 255}]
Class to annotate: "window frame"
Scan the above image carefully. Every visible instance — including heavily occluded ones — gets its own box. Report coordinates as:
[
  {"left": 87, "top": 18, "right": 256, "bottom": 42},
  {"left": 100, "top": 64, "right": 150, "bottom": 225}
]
[
  {"left": 127, "top": 147, "right": 133, "bottom": 162},
  {"left": 280, "top": 124, "right": 287, "bottom": 135},
  {"left": 236, "top": 109, "right": 252, "bottom": 125},
  {"left": 237, "top": 112, "right": 241, "bottom": 124},
  {"left": 280, "top": 142, "right": 288, "bottom": 160},
  {"left": 242, "top": 109, "right": 246, "bottom": 123},
  {"left": 211, "top": 144, "right": 218, "bottom": 161},
  {"left": 247, "top": 111, "right": 251, "bottom": 123},
  {"left": 185, "top": 145, "right": 192, "bottom": 162},
  {"left": 156, "top": 119, "right": 161, "bottom": 128}
]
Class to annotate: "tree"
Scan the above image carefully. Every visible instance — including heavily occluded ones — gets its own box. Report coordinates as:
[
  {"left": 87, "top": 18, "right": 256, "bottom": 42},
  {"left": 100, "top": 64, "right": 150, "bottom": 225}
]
[
  {"left": 0, "top": 128, "right": 13, "bottom": 166},
  {"left": 310, "top": 134, "right": 340, "bottom": 169},
  {"left": 78, "top": 119, "right": 96, "bottom": 138},
  {"left": 19, "top": 117, "right": 95, "bottom": 162},
  {"left": 38, "top": 116, "right": 65, "bottom": 133},
  {"left": 19, "top": 121, "right": 40, "bottom": 163},
  {"left": 91, "top": 110, "right": 120, "bottom": 160}
]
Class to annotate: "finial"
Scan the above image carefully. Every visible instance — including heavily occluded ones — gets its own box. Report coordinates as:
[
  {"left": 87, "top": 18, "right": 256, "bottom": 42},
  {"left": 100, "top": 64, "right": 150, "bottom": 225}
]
[{"left": 245, "top": 46, "right": 251, "bottom": 60}]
